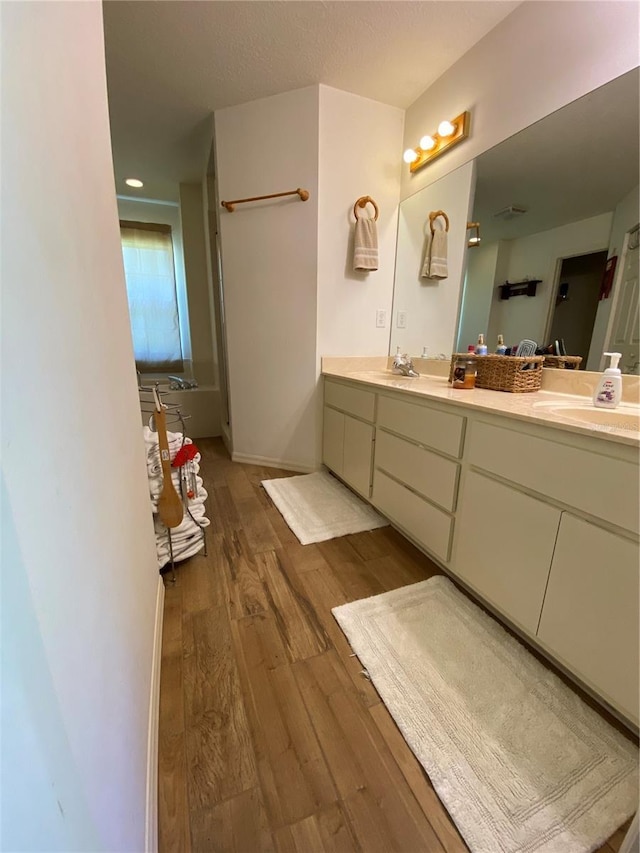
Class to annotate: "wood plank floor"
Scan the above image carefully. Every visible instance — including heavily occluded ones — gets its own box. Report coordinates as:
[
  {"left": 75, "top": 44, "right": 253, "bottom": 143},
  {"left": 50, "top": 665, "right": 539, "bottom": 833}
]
[{"left": 158, "top": 437, "right": 632, "bottom": 852}]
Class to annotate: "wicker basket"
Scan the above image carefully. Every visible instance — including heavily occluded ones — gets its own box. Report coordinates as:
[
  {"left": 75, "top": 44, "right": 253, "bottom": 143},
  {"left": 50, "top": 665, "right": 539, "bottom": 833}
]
[
  {"left": 541, "top": 354, "right": 583, "bottom": 370},
  {"left": 449, "top": 353, "right": 545, "bottom": 392}
]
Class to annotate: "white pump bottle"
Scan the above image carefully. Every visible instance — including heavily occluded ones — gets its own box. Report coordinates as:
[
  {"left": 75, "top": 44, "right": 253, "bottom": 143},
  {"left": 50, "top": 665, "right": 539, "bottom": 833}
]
[{"left": 593, "top": 352, "right": 622, "bottom": 409}]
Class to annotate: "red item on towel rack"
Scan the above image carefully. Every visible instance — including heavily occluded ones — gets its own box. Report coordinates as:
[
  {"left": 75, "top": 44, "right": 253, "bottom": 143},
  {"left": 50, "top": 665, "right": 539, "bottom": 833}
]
[{"left": 171, "top": 443, "right": 199, "bottom": 467}]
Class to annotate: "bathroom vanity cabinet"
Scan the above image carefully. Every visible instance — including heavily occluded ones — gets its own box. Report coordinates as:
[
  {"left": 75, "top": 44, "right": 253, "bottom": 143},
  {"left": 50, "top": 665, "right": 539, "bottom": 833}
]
[
  {"left": 322, "top": 375, "right": 640, "bottom": 726},
  {"left": 322, "top": 380, "right": 375, "bottom": 499}
]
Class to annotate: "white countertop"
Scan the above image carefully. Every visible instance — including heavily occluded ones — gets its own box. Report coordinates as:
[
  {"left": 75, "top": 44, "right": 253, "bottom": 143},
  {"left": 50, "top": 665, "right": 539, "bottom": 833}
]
[{"left": 322, "top": 358, "right": 640, "bottom": 448}]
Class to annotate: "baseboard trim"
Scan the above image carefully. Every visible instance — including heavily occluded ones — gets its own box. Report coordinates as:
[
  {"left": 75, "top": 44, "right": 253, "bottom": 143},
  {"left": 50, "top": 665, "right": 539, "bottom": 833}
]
[
  {"left": 145, "top": 575, "right": 165, "bottom": 853},
  {"left": 231, "top": 451, "right": 316, "bottom": 473}
]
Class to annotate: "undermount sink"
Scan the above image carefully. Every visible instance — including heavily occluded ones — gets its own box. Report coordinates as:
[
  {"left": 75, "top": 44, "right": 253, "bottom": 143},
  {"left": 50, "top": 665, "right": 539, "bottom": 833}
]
[{"left": 534, "top": 401, "right": 640, "bottom": 432}]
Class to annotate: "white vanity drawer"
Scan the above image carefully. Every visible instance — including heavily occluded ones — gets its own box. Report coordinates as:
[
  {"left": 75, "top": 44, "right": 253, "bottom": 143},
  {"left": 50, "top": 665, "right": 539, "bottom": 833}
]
[
  {"left": 372, "top": 469, "right": 452, "bottom": 563},
  {"left": 375, "top": 430, "right": 459, "bottom": 512},
  {"left": 377, "top": 395, "right": 464, "bottom": 458},
  {"left": 324, "top": 380, "right": 375, "bottom": 422},
  {"left": 467, "top": 420, "right": 640, "bottom": 534}
]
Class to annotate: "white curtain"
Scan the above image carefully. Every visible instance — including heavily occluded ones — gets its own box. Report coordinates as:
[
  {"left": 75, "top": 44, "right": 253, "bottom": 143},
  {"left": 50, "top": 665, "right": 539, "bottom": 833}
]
[{"left": 120, "top": 221, "right": 184, "bottom": 372}]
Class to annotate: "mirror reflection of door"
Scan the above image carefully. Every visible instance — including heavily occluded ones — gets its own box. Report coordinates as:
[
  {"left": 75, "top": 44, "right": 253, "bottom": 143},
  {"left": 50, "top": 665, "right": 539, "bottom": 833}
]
[
  {"left": 608, "top": 225, "right": 640, "bottom": 374},
  {"left": 547, "top": 251, "right": 608, "bottom": 367}
]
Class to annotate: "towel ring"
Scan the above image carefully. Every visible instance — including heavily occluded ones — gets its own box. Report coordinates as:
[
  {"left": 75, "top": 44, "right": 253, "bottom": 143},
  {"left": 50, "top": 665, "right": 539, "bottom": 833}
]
[
  {"left": 353, "top": 195, "right": 379, "bottom": 221},
  {"left": 429, "top": 210, "right": 450, "bottom": 234}
]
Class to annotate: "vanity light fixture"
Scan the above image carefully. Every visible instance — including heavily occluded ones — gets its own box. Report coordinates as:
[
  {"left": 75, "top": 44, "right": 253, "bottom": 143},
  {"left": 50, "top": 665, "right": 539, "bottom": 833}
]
[
  {"left": 404, "top": 111, "right": 470, "bottom": 174},
  {"left": 125, "top": 178, "right": 144, "bottom": 188},
  {"left": 467, "top": 221, "right": 481, "bottom": 247}
]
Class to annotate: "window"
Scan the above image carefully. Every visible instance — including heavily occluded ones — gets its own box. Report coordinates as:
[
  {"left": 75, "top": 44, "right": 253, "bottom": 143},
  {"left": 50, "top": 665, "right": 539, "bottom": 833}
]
[{"left": 120, "top": 220, "right": 184, "bottom": 372}]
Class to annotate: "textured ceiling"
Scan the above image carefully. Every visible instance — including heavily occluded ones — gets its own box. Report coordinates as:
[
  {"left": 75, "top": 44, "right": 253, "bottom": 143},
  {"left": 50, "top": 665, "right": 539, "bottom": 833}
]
[{"left": 102, "top": 0, "right": 520, "bottom": 198}]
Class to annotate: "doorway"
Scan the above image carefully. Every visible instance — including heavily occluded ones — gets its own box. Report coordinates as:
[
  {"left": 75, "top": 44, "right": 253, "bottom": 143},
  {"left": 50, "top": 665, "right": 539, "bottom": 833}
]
[
  {"left": 547, "top": 251, "right": 608, "bottom": 367},
  {"left": 606, "top": 226, "right": 639, "bottom": 374}
]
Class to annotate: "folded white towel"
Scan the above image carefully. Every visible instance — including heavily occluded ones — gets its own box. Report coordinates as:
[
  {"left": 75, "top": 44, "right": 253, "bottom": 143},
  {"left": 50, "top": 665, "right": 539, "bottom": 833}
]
[
  {"left": 353, "top": 217, "right": 378, "bottom": 271},
  {"left": 420, "top": 231, "right": 433, "bottom": 278},
  {"left": 156, "top": 535, "right": 206, "bottom": 568},
  {"left": 428, "top": 226, "right": 448, "bottom": 279},
  {"left": 420, "top": 223, "right": 448, "bottom": 280},
  {"left": 154, "top": 505, "right": 208, "bottom": 536}
]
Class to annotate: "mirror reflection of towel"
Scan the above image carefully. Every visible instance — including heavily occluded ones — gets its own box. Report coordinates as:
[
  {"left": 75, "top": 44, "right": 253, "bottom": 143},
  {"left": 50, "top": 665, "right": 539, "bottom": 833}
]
[
  {"left": 421, "top": 226, "right": 448, "bottom": 279},
  {"left": 353, "top": 217, "right": 378, "bottom": 271}
]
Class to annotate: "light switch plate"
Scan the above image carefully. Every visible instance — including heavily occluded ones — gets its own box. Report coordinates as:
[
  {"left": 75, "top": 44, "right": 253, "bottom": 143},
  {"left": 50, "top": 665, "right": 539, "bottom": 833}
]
[{"left": 376, "top": 309, "right": 387, "bottom": 328}]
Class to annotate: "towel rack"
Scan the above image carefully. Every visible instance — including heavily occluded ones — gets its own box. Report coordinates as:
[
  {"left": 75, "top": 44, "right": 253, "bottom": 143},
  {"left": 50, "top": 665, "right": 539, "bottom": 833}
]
[
  {"left": 353, "top": 195, "right": 379, "bottom": 221},
  {"left": 429, "top": 210, "right": 450, "bottom": 234},
  {"left": 221, "top": 187, "right": 309, "bottom": 212}
]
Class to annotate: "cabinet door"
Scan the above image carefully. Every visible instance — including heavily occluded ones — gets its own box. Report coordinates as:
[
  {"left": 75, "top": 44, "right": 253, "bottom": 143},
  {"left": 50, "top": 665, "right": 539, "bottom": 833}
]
[
  {"left": 453, "top": 471, "right": 561, "bottom": 634},
  {"left": 343, "top": 415, "right": 374, "bottom": 498},
  {"left": 537, "top": 514, "right": 639, "bottom": 724},
  {"left": 323, "top": 406, "right": 344, "bottom": 475}
]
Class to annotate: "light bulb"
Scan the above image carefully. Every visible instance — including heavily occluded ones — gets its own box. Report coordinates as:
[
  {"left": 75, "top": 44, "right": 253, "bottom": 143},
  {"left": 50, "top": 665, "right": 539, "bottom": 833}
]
[
  {"left": 403, "top": 148, "right": 419, "bottom": 164},
  {"left": 125, "top": 178, "right": 144, "bottom": 188},
  {"left": 438, "top": 120, "right": 455, "bottom": 137},
  {"left": 419, "top": 135, "right": 436, "bottom": 151}
]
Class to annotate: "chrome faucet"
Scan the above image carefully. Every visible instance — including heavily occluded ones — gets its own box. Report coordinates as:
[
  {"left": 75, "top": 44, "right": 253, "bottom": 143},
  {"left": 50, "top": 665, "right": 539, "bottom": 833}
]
[{"left": 392, "top": 352, "right": 420, "bottom": 377}]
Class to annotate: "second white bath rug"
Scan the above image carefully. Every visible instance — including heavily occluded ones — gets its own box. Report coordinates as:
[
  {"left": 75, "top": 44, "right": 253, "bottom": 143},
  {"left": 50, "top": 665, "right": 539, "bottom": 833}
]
[
  {"left": 333, "top": 576, "right": 638, "bottom": 853},
  {"left": 261, "top": 470, "right": 388, "bottom": 545}
]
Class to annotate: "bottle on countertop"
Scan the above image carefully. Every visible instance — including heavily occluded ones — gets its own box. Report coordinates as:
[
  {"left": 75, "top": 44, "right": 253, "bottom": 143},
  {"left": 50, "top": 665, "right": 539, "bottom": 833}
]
[
  {"left": 475, "top": 333, "right": 488, "bottom": 356},
  {"left": 593, "top": 352, "right": 622, "bottom": 409},
  {"left": 496, "top": 334, "right": 507, "bottom": 355},
  {"left": 452, "top": 355, "right": 477, "bottom": 389}
]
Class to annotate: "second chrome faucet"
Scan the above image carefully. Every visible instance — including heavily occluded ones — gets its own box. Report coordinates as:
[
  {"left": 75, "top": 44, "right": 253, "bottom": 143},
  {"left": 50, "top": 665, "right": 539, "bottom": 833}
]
[{"left": 392, "top": 351, "right": 420, "bottom": 377}]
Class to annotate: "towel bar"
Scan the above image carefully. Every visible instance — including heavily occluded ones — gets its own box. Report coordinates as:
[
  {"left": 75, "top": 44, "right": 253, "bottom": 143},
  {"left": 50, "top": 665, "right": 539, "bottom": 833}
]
[{"left": 221, "top": 187, "right": 309, "bottom": 212}]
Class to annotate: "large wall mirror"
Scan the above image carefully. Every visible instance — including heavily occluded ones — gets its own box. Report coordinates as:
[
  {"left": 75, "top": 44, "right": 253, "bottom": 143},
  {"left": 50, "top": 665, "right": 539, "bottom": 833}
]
[{"left": 390, "top": 68, "right": 639, "bottom": 373}]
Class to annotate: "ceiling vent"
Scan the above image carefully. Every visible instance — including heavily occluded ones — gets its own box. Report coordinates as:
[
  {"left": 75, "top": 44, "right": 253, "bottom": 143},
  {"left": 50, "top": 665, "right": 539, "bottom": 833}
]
[{"left": 493, "top": 205, "right": 528, "bottom": 220}]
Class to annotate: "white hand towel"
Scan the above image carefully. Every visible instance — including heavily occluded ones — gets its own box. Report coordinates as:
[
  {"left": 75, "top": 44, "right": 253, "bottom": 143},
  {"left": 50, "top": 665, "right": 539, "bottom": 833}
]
[
  {"left": 420, "top": 231, "right": 433, "bottom": 278},
  {"left": 353, "top": 217, "right": 378, "bottom": 271},
  {"left": 420, "top": 224, "right": 448, "bottom": 280},
  {"left": 428, "top": 226, "right": 448, "bottom": 279}
]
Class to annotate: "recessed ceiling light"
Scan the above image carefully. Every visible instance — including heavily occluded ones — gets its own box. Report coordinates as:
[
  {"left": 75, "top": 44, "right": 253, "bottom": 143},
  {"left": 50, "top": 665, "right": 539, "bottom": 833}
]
[{"left": 125, "top": 178, "right": 144, "bottom": 188}]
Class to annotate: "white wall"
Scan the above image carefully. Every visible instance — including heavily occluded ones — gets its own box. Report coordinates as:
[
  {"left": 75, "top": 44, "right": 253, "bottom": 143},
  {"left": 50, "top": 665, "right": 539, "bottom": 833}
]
[
  {"left": 402, "top": 1, "right": 639, "bottom": 200},
  {"left": 457, "top": 241, "right": 501, "bottom": 352},
  {"left": 588, "top": 184, "right": 640, "bottom": 369},
  {"left": 486, "top": 213, "right": 613, "bottom": 348},
  {"left": 215, "top": 87, "right": 320, "bottom": 470},
  {"left": 1, "top": 4, "right": 159, "bottom": 850},
  {"left": 317, "top": 86, "right": 404, "bottom": 357},
  {"left": 390, "top": 161, "right": 476, "bottom": 358},
  {"left": 215, "top": 85, "right": 404, "bottom": 468}
]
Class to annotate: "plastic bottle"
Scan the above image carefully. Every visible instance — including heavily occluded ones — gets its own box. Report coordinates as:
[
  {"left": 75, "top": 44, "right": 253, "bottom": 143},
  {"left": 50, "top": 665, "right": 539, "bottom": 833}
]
[
  {"left": 496, "top": 334, "right": 507, "bottom": 355},
  {"left": 475, "top": 333, "right": 488, "bottom": 356},
  {"left": 593, "top": 352, "right": 622, "bottom": 409}
]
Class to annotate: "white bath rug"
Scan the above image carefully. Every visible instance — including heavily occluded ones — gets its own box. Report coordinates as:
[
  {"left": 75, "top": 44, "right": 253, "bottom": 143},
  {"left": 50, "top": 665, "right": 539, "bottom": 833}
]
[
  {"left": 333, "top": 576, "right": 638, "bottom": 853},
  {"left": 261, "top": 470, "right": 388, "bottom": 545}
]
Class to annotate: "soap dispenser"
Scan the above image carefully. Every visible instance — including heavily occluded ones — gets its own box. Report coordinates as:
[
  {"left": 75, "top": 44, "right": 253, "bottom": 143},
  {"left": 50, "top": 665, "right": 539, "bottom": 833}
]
[{"left": 593, "top": 352, "right": 622, "bottom": 409}]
